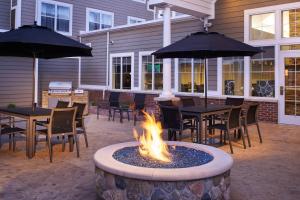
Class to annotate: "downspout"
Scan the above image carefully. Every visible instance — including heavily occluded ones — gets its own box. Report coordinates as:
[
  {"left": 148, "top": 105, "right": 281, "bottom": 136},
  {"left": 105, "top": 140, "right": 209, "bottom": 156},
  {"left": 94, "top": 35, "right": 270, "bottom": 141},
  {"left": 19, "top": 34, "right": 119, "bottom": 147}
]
[{"left": 104, "top": 31, "right": 110, "bottom": 100}]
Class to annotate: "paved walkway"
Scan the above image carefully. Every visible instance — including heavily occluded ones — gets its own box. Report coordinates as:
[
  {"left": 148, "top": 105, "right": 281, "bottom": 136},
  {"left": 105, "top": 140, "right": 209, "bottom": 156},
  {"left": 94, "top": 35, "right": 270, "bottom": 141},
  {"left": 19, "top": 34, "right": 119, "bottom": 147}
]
[{"left": 0, "top": 115, "right": 299, "bottom": 200}]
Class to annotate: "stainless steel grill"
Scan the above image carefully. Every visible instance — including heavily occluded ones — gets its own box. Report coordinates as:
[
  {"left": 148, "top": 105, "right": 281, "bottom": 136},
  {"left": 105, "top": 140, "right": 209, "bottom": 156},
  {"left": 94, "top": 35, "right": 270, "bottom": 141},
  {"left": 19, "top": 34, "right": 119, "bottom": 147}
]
[{"left": 48, "top": 81, "right": 72, "bottom": 94}]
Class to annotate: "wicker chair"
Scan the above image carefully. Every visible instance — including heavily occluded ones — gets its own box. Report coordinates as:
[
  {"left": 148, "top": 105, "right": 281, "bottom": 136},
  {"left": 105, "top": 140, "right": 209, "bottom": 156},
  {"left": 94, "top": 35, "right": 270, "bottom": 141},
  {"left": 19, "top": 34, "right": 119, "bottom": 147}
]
[
  {"left": 160, "top": 105, "right": 197, "bottom": 141},
  {"left": 132, "top": 93, "right": 146, "bottom": 126},
  {"left": 207, "top": 106, "right": 246, "bottom": 154},
  {"left": 56, "top": 101, "right": 70, "bottom": 108},
  {"left": 37, "top": 108, "right": 79, "bottom": 162},
  {"left": 242, "top": 103, "right": 262, "bottom": 146},
  {"left": 72, "top": 102, "right": 88, "bottom": 148},
  {"left": 225, "top": 97, "right": 244, "bottom": 106}
]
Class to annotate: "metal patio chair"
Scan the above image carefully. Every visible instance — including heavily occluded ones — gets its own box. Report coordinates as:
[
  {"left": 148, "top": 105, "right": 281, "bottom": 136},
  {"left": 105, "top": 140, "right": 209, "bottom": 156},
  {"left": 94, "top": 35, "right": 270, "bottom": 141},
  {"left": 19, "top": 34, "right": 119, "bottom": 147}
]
[
  {"left": 72, "top": 102, "right": 88, "bottom": 148},
  {"left": 0, "top": 121, "right": 25, "bottom": 151},
  {"left": 160, "top": 105, "right": 197, "bottom": 141},
  {"left": 242, "top": 103, "right": 262, "bottom": 146},
  {"left": 207, "top": 106, "right": 247, "bottom": 154},
  {"left": 37, "top": 107, "right": 79, "bottom": 162},
  {"left": 132, "top": 93, "right": 146, "bottom": 126}
]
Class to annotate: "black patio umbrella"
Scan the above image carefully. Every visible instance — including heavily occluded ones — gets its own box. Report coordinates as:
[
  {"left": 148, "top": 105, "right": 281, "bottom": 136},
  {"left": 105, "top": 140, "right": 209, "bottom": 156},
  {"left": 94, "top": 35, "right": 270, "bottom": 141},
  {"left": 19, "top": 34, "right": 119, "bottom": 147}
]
[
  {"left": 152, "top": 32, "right": 261, "bottom": 106},
  {"left": 0, "top": 23, "right": 92, "bottom": 108}
]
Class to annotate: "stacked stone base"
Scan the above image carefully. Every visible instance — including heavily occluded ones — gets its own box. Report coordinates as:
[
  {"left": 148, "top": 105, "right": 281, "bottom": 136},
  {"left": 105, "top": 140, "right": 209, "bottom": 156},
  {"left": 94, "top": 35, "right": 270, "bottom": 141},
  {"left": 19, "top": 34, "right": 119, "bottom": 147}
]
[{"left": 95, "top": 167, "right": 231, "bottom": 200}]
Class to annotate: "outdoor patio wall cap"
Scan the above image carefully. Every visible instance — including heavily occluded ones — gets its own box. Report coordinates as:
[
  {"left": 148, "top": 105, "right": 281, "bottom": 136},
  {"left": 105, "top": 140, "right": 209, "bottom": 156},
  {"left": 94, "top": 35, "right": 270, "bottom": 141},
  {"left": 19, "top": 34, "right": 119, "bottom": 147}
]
[{"left": 94, "top": 141, "right": 233, "bottom": 181}]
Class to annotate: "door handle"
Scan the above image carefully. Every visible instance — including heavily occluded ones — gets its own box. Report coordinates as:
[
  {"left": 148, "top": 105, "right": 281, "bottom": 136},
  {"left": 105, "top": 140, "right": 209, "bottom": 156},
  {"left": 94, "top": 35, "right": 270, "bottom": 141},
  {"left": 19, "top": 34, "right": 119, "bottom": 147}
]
[{"left": 280, "top": 86, "right": 284, "bottom": 95}]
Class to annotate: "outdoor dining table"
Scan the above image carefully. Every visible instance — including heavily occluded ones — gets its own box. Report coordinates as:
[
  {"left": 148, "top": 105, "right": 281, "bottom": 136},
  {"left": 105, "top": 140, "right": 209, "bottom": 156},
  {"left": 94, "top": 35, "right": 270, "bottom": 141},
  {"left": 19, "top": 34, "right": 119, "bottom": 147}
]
[
  {"left": 180, "top": 104, "right": 231, "bottom": 144},
  {"left": 0, "top": 107, "right": 51, "bottom": 158}
]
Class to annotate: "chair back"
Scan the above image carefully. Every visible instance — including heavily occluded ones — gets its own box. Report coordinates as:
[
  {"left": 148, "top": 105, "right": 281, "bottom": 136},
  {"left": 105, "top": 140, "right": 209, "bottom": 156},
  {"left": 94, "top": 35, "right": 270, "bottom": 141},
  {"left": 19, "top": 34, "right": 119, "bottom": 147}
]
[
  {"left": 134, "top": 93, "right": 146, "bottom": 110},
  {"left": 49, "top": 108, "right": 76, "bottom": 135},
  {"left": 160, "top": 106, "right": 180, "bottom": 130},
  {"left": 180, "top": 97, "right": 195, "bottom": 107},
  {"left": 225, "top": 97, "right": 244, "bottom": 106},
  {"left": 56, "top": 101, "right": 69, "bottom": 108},
  {"left": 246, "top": 103, "right": 259, "bottom": 125},
  {"left": 109, "top": 92, "right": 120, "bottom": 107},
  {"left": 228, "top": 106, "right": 242, "bottom": 129},
  {"left": 158, "top": 100, "right": 173, "bottom": 106},
  {"left": 72, "top": 102, "right": 86, "bottom": 127}
]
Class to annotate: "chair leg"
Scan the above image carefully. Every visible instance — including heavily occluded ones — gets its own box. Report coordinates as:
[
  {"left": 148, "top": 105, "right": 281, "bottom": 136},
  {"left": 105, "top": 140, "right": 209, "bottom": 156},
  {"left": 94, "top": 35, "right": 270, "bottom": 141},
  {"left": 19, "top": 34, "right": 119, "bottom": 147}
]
[
  {"left": 127, "top": 111, "right": 130, "bottom": 121},
  {"left": 0, "top": 134, "right": 2, "bottom": 149},
  {"left": 219, "top": 130, "right": 223, "bottom": 145},
  {"left": 227, "top": 131, "right": 234, "bottom": 154},
  {"left": 68, "top": 135, "right": 74, "bottom": 152},
  {"left": 120, "top": 110, "right": 123, "bottom": 123},
  {"left": 244, "top": 125, "right": 251, "bottom": 147},
  {"left": 74, "top": 135, "right": 80, "bottom": 158},
  {"left": 239, "top": 128, "right": 246, "bottom": 149},
  {"left": 167, "top": 129, "right": 171, "bottom": 141},
  {"left": 13, "top": 134, "right": 16, "bottom": 152},
  {"left": 62, "top": 135, "right": 65, "bottom": 152},
  {"left": 108, "top": 108, "right": 111, "bottom": 121},
  {"left": 83, "top": 129, "right": 88, "bottom": 148},
  {"left": 97, "top": 106, "right": 99, "bottom": 120},
  {"left": 204, "top": 119, "right": 207, "bottom": 144},
  {"left": 112, "top": 109, "right": 115, "bottom": 121},
  {"left": 256, "top": 123, "right": 263, "bottom": 143},
  {"left": 47, "top": 137, "right": 53, "bottom": 163},
  {"left": 8, "top": 134, "right": 12, "bottom": 151}
]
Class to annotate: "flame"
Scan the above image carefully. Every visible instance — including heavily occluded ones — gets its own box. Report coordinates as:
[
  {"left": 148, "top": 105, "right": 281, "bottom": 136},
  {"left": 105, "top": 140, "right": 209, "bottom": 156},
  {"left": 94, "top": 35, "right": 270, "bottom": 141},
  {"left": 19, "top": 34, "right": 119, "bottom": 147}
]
[{"left": 133, "top": 111, "right": 172, "bottom": 163}]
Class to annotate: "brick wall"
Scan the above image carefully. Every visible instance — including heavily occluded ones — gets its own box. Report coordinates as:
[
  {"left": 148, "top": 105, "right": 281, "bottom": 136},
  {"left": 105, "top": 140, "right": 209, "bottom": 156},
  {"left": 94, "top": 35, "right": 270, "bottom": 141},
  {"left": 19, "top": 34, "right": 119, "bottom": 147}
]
[{"left": 88, "top": 90, "right": 278, "bottom": 123}]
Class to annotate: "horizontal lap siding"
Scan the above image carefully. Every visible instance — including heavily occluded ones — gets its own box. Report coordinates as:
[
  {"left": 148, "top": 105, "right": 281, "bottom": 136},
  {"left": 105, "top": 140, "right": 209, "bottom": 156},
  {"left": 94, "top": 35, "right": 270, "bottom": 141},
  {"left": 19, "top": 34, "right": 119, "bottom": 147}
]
[
  {"left": 0, "top": 57, "right": 33, "bottom": 107},
  {"left": 22, "top": 0, "right": 153, "bottom": 38},
  {"left": 81, "top": 34, "right": 108, "bottom": 85},
  {"left": 38, "top": 58, "right": 79, "bottom": 103},
  {"left": 82, "top": 19, "right": 204, "bottom": 89},
  {"left": 0, "top": 0, "right": 10, "bottom": 30}
]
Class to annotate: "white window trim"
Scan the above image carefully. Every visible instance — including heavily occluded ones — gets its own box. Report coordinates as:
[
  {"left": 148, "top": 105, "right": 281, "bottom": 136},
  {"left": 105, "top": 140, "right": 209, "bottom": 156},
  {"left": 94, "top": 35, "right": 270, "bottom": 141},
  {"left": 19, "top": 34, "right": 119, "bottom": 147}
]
[
  {"left": 11, "top": 0, "right": 22, "bottom": 29},
  {"left": 244, "top": 2, "right": 300, "bottom": 46},
  {"left": 241, "top": 2, "right": 300, "bottom": 102},
  {"left": 86, "top": 8, "right": 114, "bottom": 32},
  {"left": 36, "top": 0, "right": 73, "bottom": 36},
  {"left": 139, "top": 51, "right": 165, "bottom": 92},
  {"left": 110, "top": 52, "right": 135, "bottom": 91},
  {"left": 127, "top": 16, "right": 146, "bottom": 25}
]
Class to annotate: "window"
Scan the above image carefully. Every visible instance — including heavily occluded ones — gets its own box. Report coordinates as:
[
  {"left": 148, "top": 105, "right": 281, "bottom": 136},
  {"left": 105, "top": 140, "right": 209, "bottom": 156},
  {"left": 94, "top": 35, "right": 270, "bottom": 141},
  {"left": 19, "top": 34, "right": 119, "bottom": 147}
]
[
  {"left": 250, "top": 46, "right": 275, "bottom": 97},
  {"left": 222, "top": 57, "right": 244, "bottom": 96},
  {"left": 127, "top": 16, "right": 145, "bottom": 25},
  {"left": 87, "top": 8, "right": 114, "bottom": 31},
  {"left": 250, "top": 13, "right": 275, "bottom": 40},
  {"left": 141, "top": 55, "right": 163, "bottom": 90},
  {"left": 39, "top": 1, "right": 72, "bottom": 35},
  {"left": 282, "top": 9, "right": 300, "bottom": 38},
  {"left": 10, "top": 9, "right": 16, "bottom": 29},
  {"left": 112, "top": 55, "right": 133, "bottom": 90},
  {"left": 178, "top": 59, "right": 204, "bottom": 93}
]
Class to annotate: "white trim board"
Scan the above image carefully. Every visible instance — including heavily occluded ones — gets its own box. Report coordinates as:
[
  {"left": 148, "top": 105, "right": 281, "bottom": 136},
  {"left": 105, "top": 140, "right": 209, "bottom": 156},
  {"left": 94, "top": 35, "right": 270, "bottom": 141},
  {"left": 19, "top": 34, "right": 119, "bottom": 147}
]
[
  {"left": 109, "top": 52, "right": 135, "bottom": 90},
  {"left": 36, "top": 0, "right": 73, "bottom": 36}
]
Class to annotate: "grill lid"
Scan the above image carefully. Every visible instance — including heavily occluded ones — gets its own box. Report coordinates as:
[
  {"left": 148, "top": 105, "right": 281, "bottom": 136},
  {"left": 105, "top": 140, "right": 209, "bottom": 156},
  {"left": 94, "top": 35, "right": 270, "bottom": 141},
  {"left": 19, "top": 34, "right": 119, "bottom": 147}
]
[{"left": 49, "top": 81, "right": 72, "bottom": 90}]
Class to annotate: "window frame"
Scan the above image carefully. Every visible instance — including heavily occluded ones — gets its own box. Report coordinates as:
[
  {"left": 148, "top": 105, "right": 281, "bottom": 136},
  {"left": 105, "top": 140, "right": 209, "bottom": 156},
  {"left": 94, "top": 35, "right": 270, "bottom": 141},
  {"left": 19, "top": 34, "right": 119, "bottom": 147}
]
[
  {"left": 139, "top": 51, "right": 164, "bottom": 92},
  {"left": 127, "top": 16, "right": 146, "bottom": 25},
  {"left": 37, "top": 0, "right": 73, "bottom": 36},
  {"left": 86, "top": 8, "right": 114, "bottom": 32},
  {"left": 110, "top": 52, "right": 134, "bottom": 91}
]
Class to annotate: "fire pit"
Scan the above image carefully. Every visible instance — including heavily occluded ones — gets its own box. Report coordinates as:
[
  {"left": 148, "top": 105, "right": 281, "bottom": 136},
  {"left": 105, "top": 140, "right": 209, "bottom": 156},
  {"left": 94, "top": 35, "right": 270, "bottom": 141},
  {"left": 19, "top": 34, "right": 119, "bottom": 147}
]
[{"left": 94, "top": 113, "right": 233, "bottom": 200}]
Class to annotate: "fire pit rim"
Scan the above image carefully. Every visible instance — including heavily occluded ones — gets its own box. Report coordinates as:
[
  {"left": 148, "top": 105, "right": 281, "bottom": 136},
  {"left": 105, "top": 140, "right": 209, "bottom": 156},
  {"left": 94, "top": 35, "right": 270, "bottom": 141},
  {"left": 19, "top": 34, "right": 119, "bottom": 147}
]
[{"left": 94, "top": 141, "right": 233, "bottom": 181}]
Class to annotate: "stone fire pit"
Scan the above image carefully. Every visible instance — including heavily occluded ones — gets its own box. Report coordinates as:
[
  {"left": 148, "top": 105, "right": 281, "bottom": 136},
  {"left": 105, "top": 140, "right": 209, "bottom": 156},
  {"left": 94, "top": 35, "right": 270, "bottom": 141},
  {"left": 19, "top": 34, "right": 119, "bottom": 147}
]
[{"left": 94, "top": 141, "right": 233, "bottom": 200}]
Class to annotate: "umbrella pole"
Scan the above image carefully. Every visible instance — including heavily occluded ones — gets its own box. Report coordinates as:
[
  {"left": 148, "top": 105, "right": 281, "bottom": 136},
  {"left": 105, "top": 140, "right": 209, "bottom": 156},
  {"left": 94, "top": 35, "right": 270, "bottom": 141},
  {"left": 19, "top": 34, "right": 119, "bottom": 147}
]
[
  {"left": 204, "top": 58, "right": 208, "bottom": 107},
  {"left": 32, "top": 55, "right": 36, "bottom": 109}
]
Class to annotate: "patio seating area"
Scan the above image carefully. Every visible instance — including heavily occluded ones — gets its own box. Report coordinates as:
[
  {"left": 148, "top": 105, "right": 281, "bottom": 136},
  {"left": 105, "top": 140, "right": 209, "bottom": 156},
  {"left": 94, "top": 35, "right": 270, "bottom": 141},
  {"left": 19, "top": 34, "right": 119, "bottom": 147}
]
[{"left": 0, "top": 114, "right": 299, "bottom": 200}]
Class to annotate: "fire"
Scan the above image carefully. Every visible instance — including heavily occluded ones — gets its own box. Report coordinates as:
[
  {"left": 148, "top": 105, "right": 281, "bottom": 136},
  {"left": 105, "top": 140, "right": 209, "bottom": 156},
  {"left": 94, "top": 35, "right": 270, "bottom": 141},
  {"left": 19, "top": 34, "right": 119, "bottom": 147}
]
[{"left": 133, "top": 112, "right": 172, "bottom": 163}]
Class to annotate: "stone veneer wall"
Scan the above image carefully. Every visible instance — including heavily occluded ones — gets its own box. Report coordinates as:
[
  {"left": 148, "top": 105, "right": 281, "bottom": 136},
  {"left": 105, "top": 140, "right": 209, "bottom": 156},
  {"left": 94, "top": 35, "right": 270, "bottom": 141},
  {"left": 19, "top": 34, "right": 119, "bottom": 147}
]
[
  {"left": 88, "top": 90, "right": 278, "bottom": 123},
  {"left": 95, "top": 166, "right": 231, "bottom": 200}
]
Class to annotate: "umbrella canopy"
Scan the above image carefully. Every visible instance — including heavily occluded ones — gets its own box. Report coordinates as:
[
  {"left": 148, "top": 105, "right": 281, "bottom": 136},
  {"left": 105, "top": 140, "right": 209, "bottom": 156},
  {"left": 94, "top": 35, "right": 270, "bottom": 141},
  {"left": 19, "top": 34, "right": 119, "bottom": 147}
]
[
  {"left": 152, "top": 32, "right": 261, "bottom": 106},
  {"left": 0, "top": 24, "right": 92, "bottom": 108},
  {"left": 0, "top": 24, "right": 92, "bottom": 58}
]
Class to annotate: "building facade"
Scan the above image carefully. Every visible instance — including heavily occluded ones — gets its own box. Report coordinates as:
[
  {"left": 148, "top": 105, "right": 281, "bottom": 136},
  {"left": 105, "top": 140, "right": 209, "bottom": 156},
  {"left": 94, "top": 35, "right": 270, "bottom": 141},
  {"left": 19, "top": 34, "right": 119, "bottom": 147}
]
[{"left": 0, "top": 0, "right": 299, "bottom": 125}]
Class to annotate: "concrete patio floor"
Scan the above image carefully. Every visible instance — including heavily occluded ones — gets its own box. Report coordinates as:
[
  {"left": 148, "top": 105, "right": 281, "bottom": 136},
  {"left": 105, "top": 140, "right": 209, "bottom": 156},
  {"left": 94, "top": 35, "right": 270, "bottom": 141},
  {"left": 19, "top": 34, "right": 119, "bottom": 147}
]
[{"left": 0, "top": 114, "right": 299, "bottom": 200}]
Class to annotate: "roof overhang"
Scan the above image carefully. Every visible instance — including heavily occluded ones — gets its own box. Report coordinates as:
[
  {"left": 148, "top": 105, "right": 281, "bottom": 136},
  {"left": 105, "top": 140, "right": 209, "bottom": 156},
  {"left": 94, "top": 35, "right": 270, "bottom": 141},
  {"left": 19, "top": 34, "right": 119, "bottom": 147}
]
[{"left": 148, "top": 0, "right": 217, "bottom": 18}]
